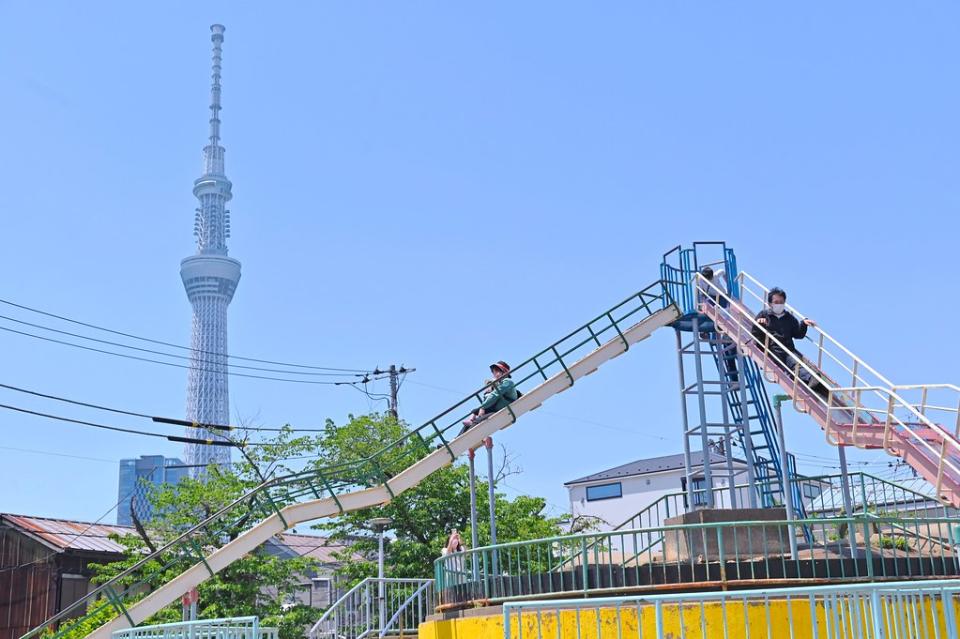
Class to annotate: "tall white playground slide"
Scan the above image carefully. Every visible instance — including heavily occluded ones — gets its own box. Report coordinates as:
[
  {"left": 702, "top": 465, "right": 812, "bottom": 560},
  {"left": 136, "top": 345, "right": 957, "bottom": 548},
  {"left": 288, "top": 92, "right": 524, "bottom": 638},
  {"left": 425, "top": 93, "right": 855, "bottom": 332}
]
[{"left": 23, "top": 265, "right": 960, "bottom": 639}]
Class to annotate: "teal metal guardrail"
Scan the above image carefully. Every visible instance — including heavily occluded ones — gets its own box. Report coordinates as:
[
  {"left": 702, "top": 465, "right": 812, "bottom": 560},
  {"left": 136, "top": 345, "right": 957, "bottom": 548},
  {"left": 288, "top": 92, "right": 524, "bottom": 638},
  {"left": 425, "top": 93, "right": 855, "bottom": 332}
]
[
  {"left": 552, "top": 471, "right": 954, "bottom": 577},
  {"left": 437, "top": 514, "right": 960, "bottom": 606},
  {"left": 111, "top": 617, "right": 276, "bottom": 639},
  {"left": 502, "top": 578, "right": 960, "bottom": 639}
]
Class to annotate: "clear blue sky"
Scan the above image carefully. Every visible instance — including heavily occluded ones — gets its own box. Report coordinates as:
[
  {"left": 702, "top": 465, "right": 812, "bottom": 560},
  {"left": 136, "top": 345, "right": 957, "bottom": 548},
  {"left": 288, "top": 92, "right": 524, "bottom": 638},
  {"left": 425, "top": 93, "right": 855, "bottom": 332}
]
[{"left": 0, "top": 2, "right": 957, "bottom": 525}]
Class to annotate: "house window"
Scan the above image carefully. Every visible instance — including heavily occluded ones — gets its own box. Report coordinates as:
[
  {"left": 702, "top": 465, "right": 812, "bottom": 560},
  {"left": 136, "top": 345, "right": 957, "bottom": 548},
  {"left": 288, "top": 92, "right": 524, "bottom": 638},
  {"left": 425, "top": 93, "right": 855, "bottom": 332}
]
[
  {"left": 691, "top": 477, "right": 707, "bottom": 507},
  {"left": 312, "top": 577, "right": 333, "bottom": 607},
  {"left": 586, "top": 482, "right": 622, "bottom": 501},
  {"left": 802, "top": 483, "right": 821, "bottom": 499}
]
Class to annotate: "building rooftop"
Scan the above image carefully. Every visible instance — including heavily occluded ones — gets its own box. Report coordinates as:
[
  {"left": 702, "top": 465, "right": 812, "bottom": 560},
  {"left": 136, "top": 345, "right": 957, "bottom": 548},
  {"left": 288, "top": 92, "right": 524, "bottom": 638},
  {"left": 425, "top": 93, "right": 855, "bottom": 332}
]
[
  {"left": 1, "top": 513, "right": 133, "bottom": 555},
  {"left": 269, "top": 533, "right": 363, "bottom": 565},
  {"left": 565, "top": 451, "right": 747, "bottom": 486}
]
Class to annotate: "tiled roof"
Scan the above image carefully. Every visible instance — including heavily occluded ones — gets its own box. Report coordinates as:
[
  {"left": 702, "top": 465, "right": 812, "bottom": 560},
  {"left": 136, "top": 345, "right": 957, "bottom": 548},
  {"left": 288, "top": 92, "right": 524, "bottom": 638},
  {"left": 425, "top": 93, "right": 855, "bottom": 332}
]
[
  {"left": 565, "top": 451, "right": 747, "bottom": 486},
  {"left": 270, "top": 534, "right": 362, "bottom": 564},
  {"left": 1, "top": 513, "right": 133, "bottom": 554}
]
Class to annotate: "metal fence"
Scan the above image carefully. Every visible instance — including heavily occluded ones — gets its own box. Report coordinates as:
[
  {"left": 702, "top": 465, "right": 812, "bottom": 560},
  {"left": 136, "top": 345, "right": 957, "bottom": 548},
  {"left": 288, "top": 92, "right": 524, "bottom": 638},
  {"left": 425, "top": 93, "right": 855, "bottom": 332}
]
[
  {"left": 553, "top": 471, "right": 952, "bottom": 579},
  {"left": 111, "top": 617, "right": 277, "bottom": 639},
  {"left": 502, "top": 579, "right": 960, "bottom": 639},
  {"left": 308, "top": 578, "right": 433, "bottom": 639},
  {"left": 437, "top": 515, "right": 960, "bottom": 606}
]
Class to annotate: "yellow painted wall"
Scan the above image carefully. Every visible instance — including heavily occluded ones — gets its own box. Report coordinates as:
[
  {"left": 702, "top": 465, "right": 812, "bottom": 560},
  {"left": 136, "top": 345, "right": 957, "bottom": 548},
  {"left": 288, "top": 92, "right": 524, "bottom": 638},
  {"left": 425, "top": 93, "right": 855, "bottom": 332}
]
[{"left": 420, "top": 597, "right": 958, "bottom": 639}]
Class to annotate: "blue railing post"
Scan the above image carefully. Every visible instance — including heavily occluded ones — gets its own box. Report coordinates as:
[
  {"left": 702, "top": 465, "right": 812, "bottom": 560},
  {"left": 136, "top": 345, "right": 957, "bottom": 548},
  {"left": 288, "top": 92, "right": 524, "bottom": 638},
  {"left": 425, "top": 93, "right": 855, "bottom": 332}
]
[{"left": 581, "top": 537, "right": 589, "bottom": 595}]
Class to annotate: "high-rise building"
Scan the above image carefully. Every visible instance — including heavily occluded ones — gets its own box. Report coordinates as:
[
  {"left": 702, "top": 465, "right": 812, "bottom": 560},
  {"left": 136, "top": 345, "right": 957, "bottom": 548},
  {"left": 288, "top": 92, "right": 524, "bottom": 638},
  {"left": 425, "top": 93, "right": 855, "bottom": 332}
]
[
  {"left": 181, "top": 24, "right": 240, "bottom": 476},
  {"left": 116, "top": 455, "right": 188, "bottom": 526}
]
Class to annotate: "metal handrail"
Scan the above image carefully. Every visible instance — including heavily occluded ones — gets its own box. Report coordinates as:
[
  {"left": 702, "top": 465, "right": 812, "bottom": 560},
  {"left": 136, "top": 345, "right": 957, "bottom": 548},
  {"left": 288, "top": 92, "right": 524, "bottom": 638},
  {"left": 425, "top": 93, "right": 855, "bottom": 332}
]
[
  {"left": 731, "top": 275, "right": 960, "bottom": 459},
  {"left": 501, "top": 578, "right": 960, "bottom": 639},
  {"left": 436, "top": 513, "right": 960, "bottom": 605},
  {"left": 695, "top": 273, "right": 960, "bottom": 503},
  {"left": 309, "top": 578, "right": 433, "bottom": 639},
  {"left": 309, "top": 577, "right": 371, "bottom": 639},
  {"left": 555, "top": 470, "right": 948, "bottom": 574},
  {"left": 737, "top": 270, "right": 896, "bottom": 390},
  {"left": 110, "top": 617, "right": 275, "bottom": 639},
  {"left": 378, "top": 580, "right": 433, "bottom": 638}
]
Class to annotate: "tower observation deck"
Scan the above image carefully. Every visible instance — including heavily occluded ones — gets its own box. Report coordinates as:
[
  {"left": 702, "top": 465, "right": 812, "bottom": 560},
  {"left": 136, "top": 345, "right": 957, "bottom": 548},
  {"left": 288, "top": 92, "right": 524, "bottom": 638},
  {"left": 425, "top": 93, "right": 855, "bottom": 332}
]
[{"left": 180, "top": 24, "right": 240, "bottom": 475}]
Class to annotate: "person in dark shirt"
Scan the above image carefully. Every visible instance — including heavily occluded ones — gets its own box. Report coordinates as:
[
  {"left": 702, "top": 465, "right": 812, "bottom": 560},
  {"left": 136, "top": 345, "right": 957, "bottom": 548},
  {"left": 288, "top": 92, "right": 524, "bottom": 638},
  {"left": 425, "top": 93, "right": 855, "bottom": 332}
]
[
  {"left": 459, "top": 360, "right": 519, "bottom": 434},
  {"left": 698, "top": 266, "right": 738, "bottom": 386},
  {"left": 752, "top": 287, "right": 828, "bottom": 399}
]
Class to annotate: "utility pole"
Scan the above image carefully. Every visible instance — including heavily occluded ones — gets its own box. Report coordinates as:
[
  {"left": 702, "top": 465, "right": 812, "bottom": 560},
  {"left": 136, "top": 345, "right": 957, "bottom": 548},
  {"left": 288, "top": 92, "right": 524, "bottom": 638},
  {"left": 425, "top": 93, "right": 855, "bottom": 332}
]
[
  {"left": 388, "top": 365, "right": 399, "bottom": 418},
  {"left": 380, "top": 364, "right": 416, "bottom": 419}
]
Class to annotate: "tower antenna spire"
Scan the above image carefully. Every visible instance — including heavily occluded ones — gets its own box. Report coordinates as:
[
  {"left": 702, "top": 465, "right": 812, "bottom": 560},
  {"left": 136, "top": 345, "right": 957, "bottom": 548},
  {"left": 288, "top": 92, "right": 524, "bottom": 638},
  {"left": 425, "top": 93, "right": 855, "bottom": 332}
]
[{"left": 204, "top": 24, "right": 226, "bottom": 176}]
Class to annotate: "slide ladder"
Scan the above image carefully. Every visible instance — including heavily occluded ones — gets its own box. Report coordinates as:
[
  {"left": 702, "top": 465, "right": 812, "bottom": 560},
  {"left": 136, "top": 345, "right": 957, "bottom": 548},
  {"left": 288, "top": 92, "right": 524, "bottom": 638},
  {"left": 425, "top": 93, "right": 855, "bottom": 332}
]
[
  {"left": 698, "top": 271, "right": 960, "bottom": 508},
  {"left": 662, "top": 243, "right": 806, "bottom": 514},
  {"left": 23, "top": 282, "right": 679, "bottom": 639}
]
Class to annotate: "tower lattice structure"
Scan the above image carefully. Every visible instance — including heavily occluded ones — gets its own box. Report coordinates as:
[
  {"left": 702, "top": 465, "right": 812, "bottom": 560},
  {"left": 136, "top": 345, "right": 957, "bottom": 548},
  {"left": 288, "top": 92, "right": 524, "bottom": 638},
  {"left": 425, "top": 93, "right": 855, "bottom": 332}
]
[{"left": 180, "top": 24, "right": 240, "bottom": 475}]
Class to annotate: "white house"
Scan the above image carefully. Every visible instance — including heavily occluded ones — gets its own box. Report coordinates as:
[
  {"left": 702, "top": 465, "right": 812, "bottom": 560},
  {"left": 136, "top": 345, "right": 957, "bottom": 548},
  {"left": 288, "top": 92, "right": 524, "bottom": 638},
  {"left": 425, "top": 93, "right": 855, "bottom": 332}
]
[{"left": 565, "top": 451, "right": 751, "bottom": 530}]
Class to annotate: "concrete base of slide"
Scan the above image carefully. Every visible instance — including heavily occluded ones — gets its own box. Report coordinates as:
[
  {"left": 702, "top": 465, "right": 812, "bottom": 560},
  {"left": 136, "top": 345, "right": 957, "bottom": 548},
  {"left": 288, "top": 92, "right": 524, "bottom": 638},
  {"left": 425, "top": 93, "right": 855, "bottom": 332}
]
[{"left": 663, "top": 507, "right": 789, "bottom": 562}]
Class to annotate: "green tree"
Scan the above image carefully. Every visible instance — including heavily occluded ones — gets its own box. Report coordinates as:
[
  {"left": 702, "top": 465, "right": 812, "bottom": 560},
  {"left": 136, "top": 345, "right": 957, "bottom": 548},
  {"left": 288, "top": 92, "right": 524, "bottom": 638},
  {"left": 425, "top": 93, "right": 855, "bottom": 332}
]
[
  {"left": 54, "top": 427, "right": 324, "bottom": 639},
  {"left": 313, "top": 414, "right": 566, "bottom": 582}
]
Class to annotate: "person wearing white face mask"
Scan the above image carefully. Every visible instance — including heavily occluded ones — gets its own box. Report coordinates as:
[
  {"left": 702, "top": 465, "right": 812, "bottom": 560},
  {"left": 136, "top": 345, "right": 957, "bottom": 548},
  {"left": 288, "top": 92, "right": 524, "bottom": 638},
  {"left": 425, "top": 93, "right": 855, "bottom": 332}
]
[{"left": 752, "top": 287, "right": 829, "bottom": 400}]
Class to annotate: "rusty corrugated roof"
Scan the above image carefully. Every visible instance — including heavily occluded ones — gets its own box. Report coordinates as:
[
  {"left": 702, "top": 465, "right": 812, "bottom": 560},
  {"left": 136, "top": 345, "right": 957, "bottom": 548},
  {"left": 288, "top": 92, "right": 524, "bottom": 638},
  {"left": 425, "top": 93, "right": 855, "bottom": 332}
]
[{"left": 1, "top": 513, "right": 133, "bottom": 554}]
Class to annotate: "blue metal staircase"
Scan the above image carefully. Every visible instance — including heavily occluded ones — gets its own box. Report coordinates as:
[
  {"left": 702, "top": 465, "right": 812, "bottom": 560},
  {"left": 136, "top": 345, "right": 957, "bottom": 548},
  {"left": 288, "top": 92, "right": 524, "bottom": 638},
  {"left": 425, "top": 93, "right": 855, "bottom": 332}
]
[{"left": 662, "top": 242, "right": 807, "bottom": 518}]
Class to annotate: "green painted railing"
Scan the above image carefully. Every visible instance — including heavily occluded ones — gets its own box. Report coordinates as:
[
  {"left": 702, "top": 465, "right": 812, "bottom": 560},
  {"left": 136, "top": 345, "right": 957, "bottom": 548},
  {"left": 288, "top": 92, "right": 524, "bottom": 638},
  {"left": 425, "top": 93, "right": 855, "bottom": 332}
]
[
  {"left": 111, "top": 617, "right": 276, "bottom": 639},
  {"left": 554, "top": 472, "right": 952, "bottom": 574},
  {"left": 436, "top": 514, "right": 960, "bottom": 606},
  {"left": 25, "top": 280, "right": 671, "bottom": 639}
]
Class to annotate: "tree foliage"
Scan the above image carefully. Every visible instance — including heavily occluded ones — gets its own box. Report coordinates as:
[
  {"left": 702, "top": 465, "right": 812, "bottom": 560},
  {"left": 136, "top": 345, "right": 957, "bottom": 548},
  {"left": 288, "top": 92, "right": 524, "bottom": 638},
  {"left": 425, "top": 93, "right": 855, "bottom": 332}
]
[
  {"left": 50, "top": 413, "right": 565, "bottom": 639},
  {"left": 54, "top": 428, "right": 323, "bottom": 639},
  {"left": 312, "top": 414, "right": 566, "bottom": 582}
]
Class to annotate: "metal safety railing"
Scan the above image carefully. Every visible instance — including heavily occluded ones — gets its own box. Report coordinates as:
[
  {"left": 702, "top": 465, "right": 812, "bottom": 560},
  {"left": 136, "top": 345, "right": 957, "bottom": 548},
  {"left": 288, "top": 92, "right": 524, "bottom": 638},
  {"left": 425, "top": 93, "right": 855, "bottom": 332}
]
[
  {"left": 436, "top": 514, "right": 960, "bottom": 607},
  {"left": 501, "top": 579, "right": 960, "bottom": 639},
  {"left": 893, "top": 384, "right": 960, "bottom": 439},
  {"left": 308, "top": 578, "right": 433, "bottom": 639},
  {"left": 557, "top": 469, "right": 953, "bottom": 578},
  {"left": 111, "top": 617, "right": 277, "bottom": 639},
  {"left": 27, "top": 280, "right": 676, "bottom": 639},
  {"left": 731, "top": 273, "right": 960, "bottom": 459},
  {"left": 695, "top": 272, "right": 960, "bottom": 504}
]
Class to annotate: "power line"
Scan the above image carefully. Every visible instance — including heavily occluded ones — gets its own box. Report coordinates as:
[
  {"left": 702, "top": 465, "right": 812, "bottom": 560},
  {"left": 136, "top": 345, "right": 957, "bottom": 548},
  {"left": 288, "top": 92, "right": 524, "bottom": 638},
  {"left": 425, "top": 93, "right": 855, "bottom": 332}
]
[
  {"left": 0, "top": 313, "right": 363, "bottom": 377},
  {"left": 0, "top": 323, "right": 386, "bottom": 387},
  {"left": 0, "top": 401, "right": 241, "bottom": 446},
  {"left": 0, "top": 296, "right": 369, "bottom": 373},
  {"left": 0, "top": 380, "right": 338, "bottom": 434},
  {"left": 0, "top": 445, "right": 116, "bottom": 464}
]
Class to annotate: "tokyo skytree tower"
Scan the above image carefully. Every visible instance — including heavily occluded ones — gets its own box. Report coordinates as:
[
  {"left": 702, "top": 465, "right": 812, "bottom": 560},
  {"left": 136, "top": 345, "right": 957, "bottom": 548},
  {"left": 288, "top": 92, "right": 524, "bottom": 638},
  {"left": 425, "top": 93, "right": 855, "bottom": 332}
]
[{"left": 180, "top": 24, "right": 240, "bottom": 475}]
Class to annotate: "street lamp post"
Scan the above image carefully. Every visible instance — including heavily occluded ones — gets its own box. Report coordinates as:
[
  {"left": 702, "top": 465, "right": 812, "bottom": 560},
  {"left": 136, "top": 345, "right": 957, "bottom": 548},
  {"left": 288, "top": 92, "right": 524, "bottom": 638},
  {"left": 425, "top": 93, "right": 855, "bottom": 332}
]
[{"left": 369, "top": 517, "right": 392, "bottom": 632}]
